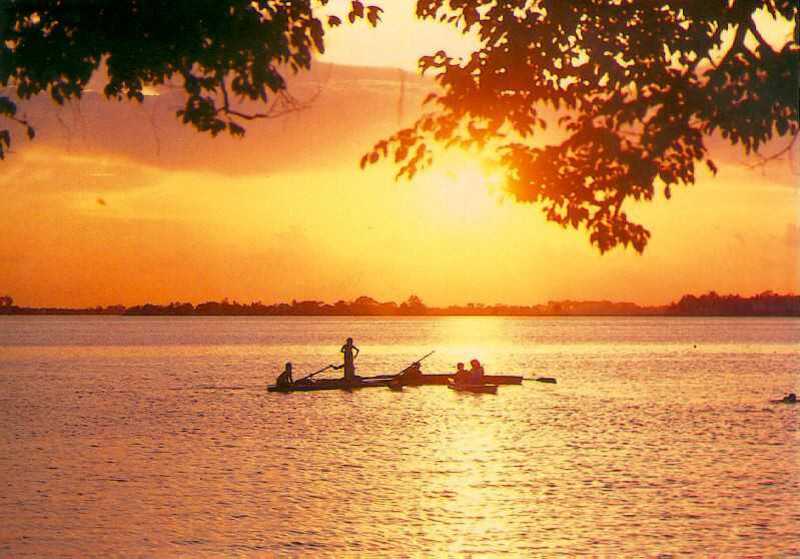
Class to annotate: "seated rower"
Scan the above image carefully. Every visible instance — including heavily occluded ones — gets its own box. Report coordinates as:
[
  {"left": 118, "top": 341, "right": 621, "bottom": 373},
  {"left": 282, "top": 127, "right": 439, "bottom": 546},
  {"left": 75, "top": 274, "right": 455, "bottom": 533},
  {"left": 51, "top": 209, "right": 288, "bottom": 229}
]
[
  {"left": 453, "top": 362, "right": 469, "bottom": 384},
  {"left": 468, "top": 359, "right": 485, "bottom": 384},
  {"left": 397, "top": 361, "right": 423, "bottom": 383},
  {"left": 275, "top": 362, "right": 294, "bottom": 386}
]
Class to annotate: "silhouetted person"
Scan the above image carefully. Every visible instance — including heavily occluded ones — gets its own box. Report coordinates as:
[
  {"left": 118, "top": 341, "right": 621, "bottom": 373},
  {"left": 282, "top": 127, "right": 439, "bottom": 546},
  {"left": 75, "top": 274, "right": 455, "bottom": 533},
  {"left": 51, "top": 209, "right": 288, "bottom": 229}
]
[
  {"left": 771, "top": 392, "right": 797, "bottom": 404},
  {"left": 333, "top": 337, "right": 359, "bottom": 381},
  {"left": 276, "top": 362, "right": 294, "bottom": 386},
  {"left": 468, "top": 359, "right": 485, "bottom": 384},
  {"left": 453, "top": 362, "right": 469, "bottom": 384},
  {"left": 398, "top": 361, "right": 422, "bottom": 383}
]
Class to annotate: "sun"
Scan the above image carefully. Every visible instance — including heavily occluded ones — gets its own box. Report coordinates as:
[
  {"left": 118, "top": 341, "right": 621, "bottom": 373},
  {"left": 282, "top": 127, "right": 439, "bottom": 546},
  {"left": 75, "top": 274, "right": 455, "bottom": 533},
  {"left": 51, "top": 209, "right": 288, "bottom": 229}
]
[{"left": 421, "top": 161, "right": 505, "bottom": 224}]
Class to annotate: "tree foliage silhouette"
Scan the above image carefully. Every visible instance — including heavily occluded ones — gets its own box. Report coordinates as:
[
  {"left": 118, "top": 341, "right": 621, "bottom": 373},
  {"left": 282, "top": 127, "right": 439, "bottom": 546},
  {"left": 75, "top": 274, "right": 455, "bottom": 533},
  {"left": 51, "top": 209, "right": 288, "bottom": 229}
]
[
  {"left": 362, "top": 1, "right": 798, "bottom": 252},
  {"left": 3, "top": 2, "right": 797, "bottom": 253},
  {"left": 0, "top": 0, "right": 381, "bottom": 157}
]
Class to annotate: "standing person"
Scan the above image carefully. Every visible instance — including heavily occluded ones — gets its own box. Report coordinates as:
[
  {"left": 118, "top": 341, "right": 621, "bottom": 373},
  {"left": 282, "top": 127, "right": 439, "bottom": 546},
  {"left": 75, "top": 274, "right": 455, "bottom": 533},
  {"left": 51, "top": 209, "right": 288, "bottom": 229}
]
[
  {"left": 333, "top": 337, "right": 360, "bottom": 381},
  {"left": 468, "top": 359, "right": 485, "bottom": 384}
]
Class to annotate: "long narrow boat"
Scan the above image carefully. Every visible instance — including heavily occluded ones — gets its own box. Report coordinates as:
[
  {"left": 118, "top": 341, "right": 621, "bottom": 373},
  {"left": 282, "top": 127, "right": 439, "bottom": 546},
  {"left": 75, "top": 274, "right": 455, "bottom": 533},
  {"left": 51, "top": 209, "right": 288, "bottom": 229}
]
[
  {"left": 268, "top": 377, "right": 392, "bottom": 393},
  {"left": 407, "top": 373, "right": 522, "bottom": 386},
  {"left": 364, "top": 373, "right": 523, "bottom": 385},
  {"left": 770, "top": 396, "right": 797, "bottom": 404},
  {"left": 267, "top": 373, "right": 524, "bottom": 393},
  {"left": 447, "top": 382, "right": 498, "bottom": 394}
]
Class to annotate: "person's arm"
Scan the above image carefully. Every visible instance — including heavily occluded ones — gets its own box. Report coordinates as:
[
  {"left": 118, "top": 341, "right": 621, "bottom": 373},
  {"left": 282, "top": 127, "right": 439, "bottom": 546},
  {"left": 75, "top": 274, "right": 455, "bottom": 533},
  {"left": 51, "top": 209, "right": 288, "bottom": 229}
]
[{"left": 353, "top": 346, "right": 360, "bottom": 358}]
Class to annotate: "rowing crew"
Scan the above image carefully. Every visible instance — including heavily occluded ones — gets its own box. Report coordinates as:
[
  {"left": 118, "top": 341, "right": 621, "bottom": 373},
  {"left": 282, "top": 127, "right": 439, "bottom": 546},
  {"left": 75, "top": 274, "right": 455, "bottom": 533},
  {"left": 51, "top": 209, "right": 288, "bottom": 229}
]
[
  {"left": 275, "top": 341, "right": 487, "bottom": 387},
  {"left": 392, "top": 357, "right": 485, "bottom": 385},
  {"left": 453, "top": 359, "right": 485, "bottom": 385},
  {"left": 276, "top": 337, "right": 360, "bottom": 387}
]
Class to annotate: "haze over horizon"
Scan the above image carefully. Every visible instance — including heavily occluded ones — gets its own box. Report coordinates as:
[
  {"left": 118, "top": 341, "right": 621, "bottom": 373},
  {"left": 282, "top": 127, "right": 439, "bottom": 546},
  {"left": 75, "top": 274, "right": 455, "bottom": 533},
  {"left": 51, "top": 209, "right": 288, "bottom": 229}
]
[
  {"left": 3, "top": 287, "right": 799, "bottom": 311},
  {"left": 1, "top": 6, "right": 797, "bottom": 308}
]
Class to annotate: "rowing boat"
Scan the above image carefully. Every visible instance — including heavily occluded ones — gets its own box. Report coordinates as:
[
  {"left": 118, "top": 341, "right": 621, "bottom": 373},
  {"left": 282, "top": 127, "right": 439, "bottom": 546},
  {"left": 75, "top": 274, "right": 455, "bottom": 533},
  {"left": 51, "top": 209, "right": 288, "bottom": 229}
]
[
  {"left": 447, "top": 382, "right": 498, "bottom": 394},
  {"left": 267, "top": 377, "right": 391, "bottom": 393},
  {"left": 401, "top": 373, "right": 523, "bottom": 386},
  {"left": 267, "top": 373, "right": 524, "bottom": 393}
]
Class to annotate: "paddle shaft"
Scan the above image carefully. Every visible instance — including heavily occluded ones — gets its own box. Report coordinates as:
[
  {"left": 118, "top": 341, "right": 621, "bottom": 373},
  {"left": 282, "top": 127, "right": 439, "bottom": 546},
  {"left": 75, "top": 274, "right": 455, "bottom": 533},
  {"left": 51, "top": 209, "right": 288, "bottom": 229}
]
[
  {"left": 396, "top": 350, "right": 435, "bottom": 375},
  {"left": 296, "top": 364, "right": 334, "bottom": 383},
  {"left": 523, "top": 377, "right": 558, "bottom": 384},
  {"left": 296, "top": 351, "right": 435, "bottom": 383}
]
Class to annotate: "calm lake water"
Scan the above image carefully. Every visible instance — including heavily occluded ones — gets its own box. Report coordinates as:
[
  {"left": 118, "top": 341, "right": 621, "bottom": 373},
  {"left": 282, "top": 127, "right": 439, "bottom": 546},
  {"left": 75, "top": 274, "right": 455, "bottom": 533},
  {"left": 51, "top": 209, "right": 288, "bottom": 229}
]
[{"left": 0, "top": 316, "right": 798, "bottom": 557}]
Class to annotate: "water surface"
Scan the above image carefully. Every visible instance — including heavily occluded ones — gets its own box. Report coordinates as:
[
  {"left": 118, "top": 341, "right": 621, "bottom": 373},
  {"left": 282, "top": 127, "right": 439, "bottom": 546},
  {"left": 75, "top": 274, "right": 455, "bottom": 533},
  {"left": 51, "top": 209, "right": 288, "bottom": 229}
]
[{"left": 0, "top": 316, "right": 798, "bottom": 556}]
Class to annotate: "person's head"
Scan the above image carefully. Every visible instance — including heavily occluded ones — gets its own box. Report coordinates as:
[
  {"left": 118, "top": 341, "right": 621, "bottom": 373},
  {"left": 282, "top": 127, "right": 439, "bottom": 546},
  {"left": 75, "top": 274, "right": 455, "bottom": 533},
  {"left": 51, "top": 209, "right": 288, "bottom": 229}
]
[
  {"left": 470, "top": 359, "right": 480, "bottom": 368},
  {"left": 285, "top": 362, "right": 292, "bottom": 372},
  {"left": 346, "top": 337, "right": 353, "bottom": 345},
  {"left": 456, "top": 362, "right": 465, "bottom": 371}
]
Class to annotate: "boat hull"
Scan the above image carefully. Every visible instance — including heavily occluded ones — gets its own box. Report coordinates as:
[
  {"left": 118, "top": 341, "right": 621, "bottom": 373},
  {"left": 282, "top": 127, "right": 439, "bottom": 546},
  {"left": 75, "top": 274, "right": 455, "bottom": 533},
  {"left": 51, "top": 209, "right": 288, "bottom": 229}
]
[
  {"left": 403, "top": 374, "right": 522, "bottom": 386},
  {"left": 447, "top": 382, "right": 498, "bottom": 394},
  {"left": 267, "top": 373, "right": 523, "bottom": 393},
  {"left": 267, "top": 378, "right": 391, "bottom": 393}
]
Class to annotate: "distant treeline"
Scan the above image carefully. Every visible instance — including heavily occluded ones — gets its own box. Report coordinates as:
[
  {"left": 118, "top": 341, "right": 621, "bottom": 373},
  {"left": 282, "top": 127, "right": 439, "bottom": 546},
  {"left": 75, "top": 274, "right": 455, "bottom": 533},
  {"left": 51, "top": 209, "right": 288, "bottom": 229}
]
[{"left": 1, "top": 292, "right": 798, "bottom": 317}]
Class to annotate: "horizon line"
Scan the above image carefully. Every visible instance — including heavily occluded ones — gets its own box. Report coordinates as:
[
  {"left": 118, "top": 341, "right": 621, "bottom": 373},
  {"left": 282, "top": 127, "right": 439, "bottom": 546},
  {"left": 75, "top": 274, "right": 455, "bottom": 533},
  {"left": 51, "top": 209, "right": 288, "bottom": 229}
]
[{"left": 1, "top": 290, "right": 798, "bottom": 317}]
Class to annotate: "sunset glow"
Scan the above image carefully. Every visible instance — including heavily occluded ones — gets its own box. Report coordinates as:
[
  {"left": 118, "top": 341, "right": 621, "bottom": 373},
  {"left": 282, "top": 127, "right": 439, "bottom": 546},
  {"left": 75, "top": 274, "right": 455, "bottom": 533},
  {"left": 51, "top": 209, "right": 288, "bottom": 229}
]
[
  {"left": 0, "top": 5, "right": 797, "bottom": 308},
  {"left": 1, "top": 4, "right": 799, "bottom": 557}
]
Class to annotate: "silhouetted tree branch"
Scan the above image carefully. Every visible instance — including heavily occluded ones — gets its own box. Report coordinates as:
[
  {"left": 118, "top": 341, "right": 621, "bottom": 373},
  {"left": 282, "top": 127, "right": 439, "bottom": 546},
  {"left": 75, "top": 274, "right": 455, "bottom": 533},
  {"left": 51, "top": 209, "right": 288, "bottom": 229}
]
[
  {"left": 0, "top": 0, "right": 382, "bottom": 156},
  {"left": 363, "top": 1, "right": 799, "bottom": 253},
  {"left": 744, "top": 131, "right": 799, "bottom": 169}
]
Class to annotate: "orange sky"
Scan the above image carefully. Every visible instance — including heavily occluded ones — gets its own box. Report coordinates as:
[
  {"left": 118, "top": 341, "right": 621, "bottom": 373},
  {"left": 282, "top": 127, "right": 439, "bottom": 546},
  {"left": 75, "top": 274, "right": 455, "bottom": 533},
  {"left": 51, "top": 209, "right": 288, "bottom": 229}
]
[{"left": 0, "top": 6, "right": 797, "bottom": 307}]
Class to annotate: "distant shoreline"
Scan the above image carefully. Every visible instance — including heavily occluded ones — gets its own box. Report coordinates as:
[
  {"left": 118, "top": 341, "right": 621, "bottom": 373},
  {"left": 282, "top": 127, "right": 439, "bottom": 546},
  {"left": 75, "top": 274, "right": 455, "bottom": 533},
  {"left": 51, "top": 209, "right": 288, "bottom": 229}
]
[
  {"left": 1, "top": 291, "right": 798, "bottom": 317},
  {"left": 1, "top": 312, "right": 798, "bottom": 318}
]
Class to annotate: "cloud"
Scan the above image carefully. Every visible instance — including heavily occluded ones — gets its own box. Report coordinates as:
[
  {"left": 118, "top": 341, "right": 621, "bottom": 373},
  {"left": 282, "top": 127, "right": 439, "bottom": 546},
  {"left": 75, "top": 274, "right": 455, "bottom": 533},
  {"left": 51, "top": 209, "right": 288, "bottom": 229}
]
[
  {"left": 5, "top": 60, "right": 796, "bottom": 187},
  {"left": 0, "top": 148, "right": 158, "bottom": 195},
  {"left": 4, "top": 63, "right": 432, "bottom": 178}
]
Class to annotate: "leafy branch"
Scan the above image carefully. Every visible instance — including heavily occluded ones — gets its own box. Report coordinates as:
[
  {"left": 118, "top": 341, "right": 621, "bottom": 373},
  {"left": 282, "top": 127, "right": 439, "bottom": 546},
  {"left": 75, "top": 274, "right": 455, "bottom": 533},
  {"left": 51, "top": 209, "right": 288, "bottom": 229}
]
[{"left": 363, "top": 0, "right": 798, "bottom": 253}]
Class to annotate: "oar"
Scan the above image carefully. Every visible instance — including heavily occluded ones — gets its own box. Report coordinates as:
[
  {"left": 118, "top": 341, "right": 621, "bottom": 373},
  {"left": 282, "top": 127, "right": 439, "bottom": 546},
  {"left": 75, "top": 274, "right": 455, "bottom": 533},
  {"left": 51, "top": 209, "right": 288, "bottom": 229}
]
[
  {"left": 397, "top": 350, "right": 435, "bottom": 374},
  {"left": 383, "top": 352, "right": 434, "bottom": 390},
  {"left": 523, "top": 376, "right": 558, "bottom": 384},
  {"left": 369, "top": 351, "right": 437, "bottom": 381},
  {"left": 296, "top": 364, "right": 334, "bottom": 384},
  {"left": 370, "top": 350, "right": 437, "bottom": 380}
]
